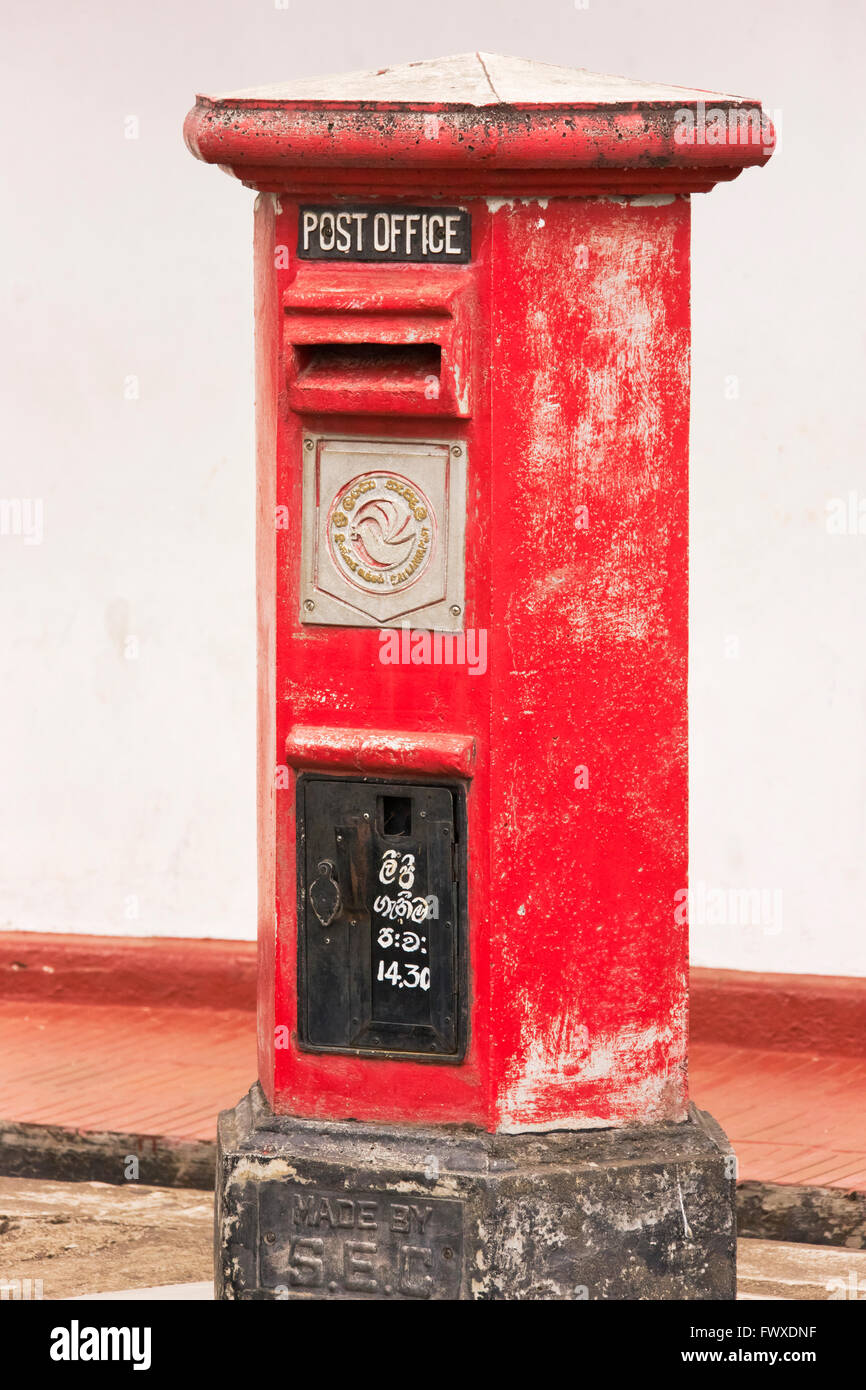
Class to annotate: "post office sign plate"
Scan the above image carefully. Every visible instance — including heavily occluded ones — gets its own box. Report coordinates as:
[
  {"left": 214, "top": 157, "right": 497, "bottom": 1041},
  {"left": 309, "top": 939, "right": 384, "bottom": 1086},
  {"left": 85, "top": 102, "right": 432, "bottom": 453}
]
[
  {"left": 297, "top": 205, "right": 471, "bottom": 263},
  {"left": 300, "top": 435, "right": 466, "bottom": 631}
]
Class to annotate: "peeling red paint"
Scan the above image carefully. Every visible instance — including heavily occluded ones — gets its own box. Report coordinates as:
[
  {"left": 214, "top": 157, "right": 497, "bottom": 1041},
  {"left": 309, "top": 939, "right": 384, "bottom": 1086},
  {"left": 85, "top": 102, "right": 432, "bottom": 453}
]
[
  {"left": 186, "top": 54, "right": 773, "bottom": 1134},
  {"left": 184, "top": 54, "right": 773, "bottom": 199},
  {"left": 285, "top": 725, "right": 476, "bottom": 778}
]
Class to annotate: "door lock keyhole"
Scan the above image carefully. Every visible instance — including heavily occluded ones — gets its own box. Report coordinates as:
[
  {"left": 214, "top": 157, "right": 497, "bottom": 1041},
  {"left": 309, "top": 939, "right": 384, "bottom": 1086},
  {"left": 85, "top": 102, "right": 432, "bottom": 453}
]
[{"left": 309, "top": 859, "right": 341, "bottom": 927}]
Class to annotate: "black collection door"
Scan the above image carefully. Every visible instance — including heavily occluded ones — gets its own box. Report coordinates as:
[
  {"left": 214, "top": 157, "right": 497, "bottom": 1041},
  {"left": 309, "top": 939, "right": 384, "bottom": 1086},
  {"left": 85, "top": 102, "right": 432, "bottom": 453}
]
[{"left": 297, "top": 776, "right": 467, "bottom": 1061}]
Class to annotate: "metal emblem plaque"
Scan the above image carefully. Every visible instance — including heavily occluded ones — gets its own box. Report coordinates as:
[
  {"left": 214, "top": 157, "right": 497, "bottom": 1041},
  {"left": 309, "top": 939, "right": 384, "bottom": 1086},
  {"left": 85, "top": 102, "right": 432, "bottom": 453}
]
[{"left": 300, "top": 435, "right": 466, "bottom": 631}]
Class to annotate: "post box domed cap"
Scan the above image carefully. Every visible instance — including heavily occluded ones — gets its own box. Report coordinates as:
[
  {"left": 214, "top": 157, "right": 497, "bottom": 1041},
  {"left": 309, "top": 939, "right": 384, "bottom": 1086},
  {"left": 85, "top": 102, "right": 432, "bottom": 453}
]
[{"left": 184, "top": 51, "right": 775, "bottom": 197}]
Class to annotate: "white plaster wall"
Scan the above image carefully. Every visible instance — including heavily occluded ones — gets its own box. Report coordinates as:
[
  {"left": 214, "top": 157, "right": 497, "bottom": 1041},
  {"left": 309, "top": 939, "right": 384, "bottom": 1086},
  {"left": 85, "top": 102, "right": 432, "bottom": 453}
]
[{"left": 1, "top": 1, "right": 863, "bottom": 971}]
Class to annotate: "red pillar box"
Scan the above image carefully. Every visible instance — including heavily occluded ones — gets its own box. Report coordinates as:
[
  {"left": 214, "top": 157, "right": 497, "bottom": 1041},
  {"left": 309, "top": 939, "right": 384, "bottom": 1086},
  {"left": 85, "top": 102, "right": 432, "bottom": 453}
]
[{"left": 185, "top": 53, "right": 773, "bottom": 1301}]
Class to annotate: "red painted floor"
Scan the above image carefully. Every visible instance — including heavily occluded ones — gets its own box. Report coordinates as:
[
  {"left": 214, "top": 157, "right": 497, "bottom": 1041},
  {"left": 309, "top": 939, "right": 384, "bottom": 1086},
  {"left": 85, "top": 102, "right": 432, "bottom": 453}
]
[
  {"left": 689, "top": 1042, "right": 866, "bottom": 1190},
  {"left": 0, "top": 999, "right": 863, "bottom": 1191}
]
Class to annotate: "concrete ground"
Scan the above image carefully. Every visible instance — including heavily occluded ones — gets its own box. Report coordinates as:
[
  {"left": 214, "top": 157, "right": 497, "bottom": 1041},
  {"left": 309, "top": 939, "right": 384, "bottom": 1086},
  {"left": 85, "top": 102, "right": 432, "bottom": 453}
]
[
  {"left": 1, "top": 1176, "right": 864, "bottom": 1301},
  {"left": 0, "top": 1175, "right": 212, "bottom": 1300}
]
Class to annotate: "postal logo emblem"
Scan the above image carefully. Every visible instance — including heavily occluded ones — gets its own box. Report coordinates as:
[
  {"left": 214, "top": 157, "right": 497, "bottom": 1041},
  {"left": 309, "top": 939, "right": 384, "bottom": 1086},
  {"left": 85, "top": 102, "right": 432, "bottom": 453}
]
[{"left": 327, "top": 472, "right": 435, "bottom": 595}]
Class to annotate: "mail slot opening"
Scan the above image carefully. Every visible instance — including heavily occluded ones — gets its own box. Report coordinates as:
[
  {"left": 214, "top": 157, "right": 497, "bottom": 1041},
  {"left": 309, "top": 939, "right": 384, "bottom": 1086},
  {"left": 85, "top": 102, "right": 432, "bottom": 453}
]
[
  {"left": 382, "top": 795, "right": 412, "bottom": 837},
  {"left": 294, "top": 343, "right": 441, "bottom": 395}
]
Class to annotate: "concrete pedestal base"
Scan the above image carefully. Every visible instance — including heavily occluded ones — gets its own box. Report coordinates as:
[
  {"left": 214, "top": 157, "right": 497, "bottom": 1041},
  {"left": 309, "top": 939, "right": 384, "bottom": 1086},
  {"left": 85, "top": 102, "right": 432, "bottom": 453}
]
[{"left": 215, "top": 1085, "right": 736, "bottom": 1300}]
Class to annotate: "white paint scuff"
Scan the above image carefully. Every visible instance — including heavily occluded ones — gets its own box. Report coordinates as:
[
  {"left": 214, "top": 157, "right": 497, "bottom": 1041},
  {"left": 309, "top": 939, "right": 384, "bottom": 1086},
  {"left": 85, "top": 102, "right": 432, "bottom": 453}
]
[{"left": 498, "top": 997, "right": 687, "bottom": 1132}]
